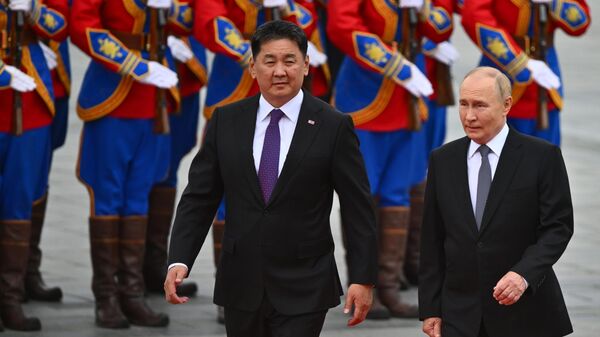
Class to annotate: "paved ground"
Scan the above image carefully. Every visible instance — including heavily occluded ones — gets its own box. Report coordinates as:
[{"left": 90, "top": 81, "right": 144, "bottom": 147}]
[{"left": 12, "top": 4, "right": 600, "bottom": 336}]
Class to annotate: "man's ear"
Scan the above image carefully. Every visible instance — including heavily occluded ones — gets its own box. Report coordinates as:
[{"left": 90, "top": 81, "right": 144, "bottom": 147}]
[
  {"left": 503, "top": 95, "right": 513, "bottom": 115},
  {"left": 303, "top": 55, "right": 309, "bottom": 76},
  {"left": 248, "top": 56, "right": 256, "bottom": 79}
]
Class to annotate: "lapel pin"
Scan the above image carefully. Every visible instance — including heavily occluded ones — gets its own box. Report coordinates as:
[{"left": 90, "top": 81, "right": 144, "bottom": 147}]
[{"left": 307, "top": 119, "right": 315, "bottom": 125}]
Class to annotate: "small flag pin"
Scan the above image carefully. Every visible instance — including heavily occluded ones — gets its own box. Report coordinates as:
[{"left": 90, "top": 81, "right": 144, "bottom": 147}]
[{"left": 308, "top": 119, "right": 315, "bottom": 125}]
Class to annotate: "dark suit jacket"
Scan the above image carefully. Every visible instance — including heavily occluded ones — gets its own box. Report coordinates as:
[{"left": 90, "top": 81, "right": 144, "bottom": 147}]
[
  {"left": 419, "top": 128, "right": 574, "bottom": 337},
  {"left": 168, "top": 91, "right": 377, "bottom": 315}
]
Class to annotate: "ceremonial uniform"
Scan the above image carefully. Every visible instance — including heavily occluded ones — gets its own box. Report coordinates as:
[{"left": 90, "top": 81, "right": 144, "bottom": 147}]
[
  {"left": 461, "top": 0, "right": 590, "bottom": 145},
  {"left": 70, "top": 0, "right": 183, "bottom": 328},
  {"left": 145, "top": 0, "right": 208, "bottom": 297},
  {"left": 0, "top": 0, "right": 67, "bottom": 330},
  {"left": 327, "top": 0, "right": 453, "bottom": 318},
  {"left": 295, "top": 0, "right": 331, "bottom": 99},
  {"left": 403, "top": 0, "right": 461, "bottom": 285},
  {"left": 25, "top": 2, "right": 71, "bottom": 302}
]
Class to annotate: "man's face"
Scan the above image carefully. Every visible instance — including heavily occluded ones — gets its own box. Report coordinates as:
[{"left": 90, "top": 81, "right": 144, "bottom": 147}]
[
  {"left": 459, "top": 76, "right": 511, "bottom": 144},
  {"left": 249, "top": 38, "right": 309, "bottom": 107}
]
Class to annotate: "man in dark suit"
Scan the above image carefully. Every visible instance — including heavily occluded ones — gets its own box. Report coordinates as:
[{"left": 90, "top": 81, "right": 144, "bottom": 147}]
[
  {"left": 419, "top": 67, "right": 574, "bottom": 337},
  {"left": 164, "top": 20, "right": 378, "bottom": 337}
]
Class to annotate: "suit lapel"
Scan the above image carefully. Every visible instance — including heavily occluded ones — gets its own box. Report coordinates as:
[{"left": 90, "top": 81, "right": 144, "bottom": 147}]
[
  {"left": 453, "top": 137, "right": 479, "bottom": 236},
  {"left": 267, "top": 93, "right": 322, "bottom": 206},
  {"left": 478, "top": 129, "right": 524, "bottom": 235},
  {"left": 235, "top": 95, "right": 265, "bottom": 206}
]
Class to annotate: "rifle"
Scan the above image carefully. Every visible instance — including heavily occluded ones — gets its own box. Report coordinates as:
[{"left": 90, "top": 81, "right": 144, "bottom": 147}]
[
  {"left": 532, "top": 2, "right": 549, "bottom": 130},
  {"left": 400, "top": 5, "right": 421, "bottom": 131},
  {"left": 10, "top": 10, "right": 25, "bottom": 136},
  {"left": 434, "top": 57, "right": 454, "bottom": 106},
  {"left": 149, "top": 7, "right": 170, "bottom": 134}
]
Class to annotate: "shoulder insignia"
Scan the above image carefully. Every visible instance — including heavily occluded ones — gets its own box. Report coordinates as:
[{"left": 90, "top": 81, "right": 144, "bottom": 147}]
[
  {"left": 214, "top": 16, "right": 250, "bottom": 58},
  {"left": 352, "top": 32, "right": 392, "bottom": 72},
  {"left": 31, "top": 5, "right": 66, "bottom": 37},
  {"left": 554, "top": 0, "right": 588, "bottom": 30},
  {"left": 294, "top": 3, "right": 313, "bottom": 29}
]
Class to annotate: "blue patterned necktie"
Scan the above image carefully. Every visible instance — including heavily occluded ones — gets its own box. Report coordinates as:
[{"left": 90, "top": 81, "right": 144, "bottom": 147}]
[
  {"left": 475, "top": 145, "right": 492, "bottom": 230},
  {"left": 258, "top": 109, "right": 284, "bottom": 203}
]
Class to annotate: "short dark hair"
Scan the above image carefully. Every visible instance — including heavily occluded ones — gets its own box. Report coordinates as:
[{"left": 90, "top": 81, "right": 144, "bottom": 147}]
[{"left": 251, "top": 20, "right": 308, "bottom": 58}]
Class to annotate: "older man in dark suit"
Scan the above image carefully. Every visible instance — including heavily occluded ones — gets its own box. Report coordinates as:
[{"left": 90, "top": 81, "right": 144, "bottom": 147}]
[
  {"left": 164, "top": 20, "right": 378, "bottom": 337},
  {"left": 419, "top": 67, "right": 574, "bottom": 337}
]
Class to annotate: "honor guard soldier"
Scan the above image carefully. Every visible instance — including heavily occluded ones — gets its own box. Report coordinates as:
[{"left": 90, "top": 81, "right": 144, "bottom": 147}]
[
  {"left": 294, "top": 0, "right": 330, "bottom": 99},
  {"left": 0, "top": 0, "right": 68, "bottom": 331},
  {"left": 461, "top": 0, "right": 590, "bottom": 146},
  {"left": 404, "top": 0, "right": 460, "bottom": 286},
  {"left": 327, "top": 0, "right": 453, "bottom": 319},
  {"left": 145, "top": 0, "right": 208, "bottom": 298},
  {"left": 71, "top": 0, "right": 181, "bottom": 329},
  {"left": 25, "top": 0, "right": 70, "bottom": 303},
  {"left": 193, "top": 0, "right": 301, "bottom": 323}
]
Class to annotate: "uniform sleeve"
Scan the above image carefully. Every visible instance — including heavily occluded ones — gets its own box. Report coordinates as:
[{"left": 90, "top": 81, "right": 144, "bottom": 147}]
[
  {"left": 549, "top": 0, "right": 590, "bottom": 36},
  {"left": 169, "top": 0, "right": 194, "bottom": 37},
  {"left": 29, "top": 0, "right": 69, "bottom": 41},
  {"left": 69, "top": 0, "right": 149, "bottom": 80},
  {"left": 461, "top": 0, "right": 531, "bottom": 84},
  {"left": 294, "top": 0, "right": 318, "bottom": 39},
  {"left": 419, "top": 0, "right": 454, "bottom": 43},
  {"left": 327, "top": 0, "right": 421, "bottom": 85},
  {"left": 192, "top": 0, "right": 251, "bottom": 64}
]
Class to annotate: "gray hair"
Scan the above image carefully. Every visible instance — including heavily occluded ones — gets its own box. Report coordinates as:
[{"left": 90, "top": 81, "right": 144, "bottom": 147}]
[{"left": 462, "top": 66, "right": 512, "bottom": 102}]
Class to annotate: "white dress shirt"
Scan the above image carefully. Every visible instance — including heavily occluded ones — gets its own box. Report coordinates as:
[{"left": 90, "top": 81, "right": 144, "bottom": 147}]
[
  {"left": 169, "top": 90, "right": 304, "bottom": 273},
  {"left": 253, "top": 90, "right": 303, "bottom": 175},
  {"left": 467, "top": 123, "right": 509, "bottom": 214}
]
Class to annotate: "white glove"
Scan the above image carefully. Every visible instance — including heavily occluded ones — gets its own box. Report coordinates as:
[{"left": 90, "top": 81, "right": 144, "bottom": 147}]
[
  {"left": 531, "top": 0, "right": 553, "bottom": 3},
  {"left": 263, "top": 0, "right": 287, "bottom": 8},
  {"left": 138, "top": 61, "right": 178, "bottom": 88},
  {"left": 5, "top": 65, "right": 36, "bottom": 92},
  {"left": 9, "top": 0, "right": 32, "bottom": 12},
  {"left": 527, "top": 59, "right": 560, "bottom": 89},
  {"left": 167, "top": 36, "right": 193, "bottom": 63},
  {"left": 306, "top": 41, "right": 327, "bottom": 67},
  {"left": 147, "top": 0, "right": 171, "bottom": 9},
  {"left": 38, "top": 42, "right": 58, "bottom": 70},
  {"left": 400, "top": 0, "right": 424, "bottom": 9},
  {"left": 431, "top": 41, "right": 460, "bottom": 65},
  {"left": 403, "top": 62, "right": 433, "bottom": 97}
]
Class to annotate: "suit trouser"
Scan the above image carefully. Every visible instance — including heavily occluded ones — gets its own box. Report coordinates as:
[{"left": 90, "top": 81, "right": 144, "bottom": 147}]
[{"left": 224, "top": 295, "right": 327, "bottom": 337}]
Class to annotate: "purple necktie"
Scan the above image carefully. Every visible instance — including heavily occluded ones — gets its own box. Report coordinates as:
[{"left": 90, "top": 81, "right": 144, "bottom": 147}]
[{"left": 258, "top": 109, "right": 284, "bottom": 203}]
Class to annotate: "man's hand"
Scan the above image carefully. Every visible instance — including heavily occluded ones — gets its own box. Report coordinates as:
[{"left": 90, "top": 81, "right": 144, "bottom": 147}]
[
  {"left": 343, "top": 284, "right": 373, "bottom": 327},
  {"left": 527, "top": 59, "right": 561, "bottom": 90},
  {"left": 9, "top": 0, "right": 32, "bottom": 12},
  {"left": 167, "top": 36, "right": 193, "bottom": 63},
  {"left": 493, "top": 271, "right": 527, "bottom": 305},
  {"left": 431, "top": 41, "right": 460, "bottom": 65},
  {"left": 422, "top": 317, "right": 442, "bottom": 337},
  {"left": 147, "top": 0, "right": 171, "bottom": 8},
  {"left": 5, "top": 65, "right": 36, "bottom": 92},
  {"left": 263, "top": 0, "right": 287, "bottom": 8},
  {"left": 138, "top": 61, "right": 178, "bottom": 88},
  {"left": 164, "top": 265, "right": 190, "bottom": 304}
]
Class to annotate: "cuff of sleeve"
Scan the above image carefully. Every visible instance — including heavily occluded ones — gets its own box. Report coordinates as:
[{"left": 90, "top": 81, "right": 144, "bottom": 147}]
[{"left": 168, "top": 263, "right": 189, "bottom": 272}]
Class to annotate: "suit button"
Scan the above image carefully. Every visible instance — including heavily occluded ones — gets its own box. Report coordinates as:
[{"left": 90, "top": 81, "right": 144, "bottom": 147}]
[
  {"left": 477, "top": 242, "right": 484, "bottom": 248},
  {"left": 263, "top": 209, "right": 269, "bottom": 215}
]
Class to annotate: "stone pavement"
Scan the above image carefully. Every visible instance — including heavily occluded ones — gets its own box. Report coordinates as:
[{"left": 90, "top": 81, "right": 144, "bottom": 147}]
[{"left": 13, "top": 4, "right": 600, "bottom": 336}]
